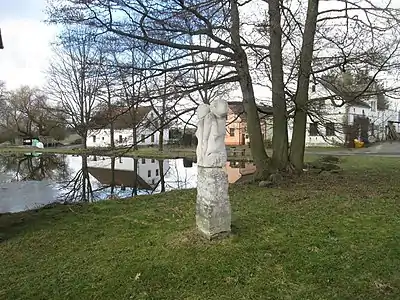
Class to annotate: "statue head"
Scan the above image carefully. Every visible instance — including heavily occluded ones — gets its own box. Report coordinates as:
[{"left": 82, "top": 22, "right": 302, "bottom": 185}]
[
  {"left": 197, "top": 104, "right": 210, "bottom": 120},
  {"left": 210, "top": 99, "right": 228, "bottom": 118}
]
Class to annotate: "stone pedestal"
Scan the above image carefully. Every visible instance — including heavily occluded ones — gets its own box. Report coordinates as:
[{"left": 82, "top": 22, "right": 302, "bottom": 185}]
[{"left": 196, "top": 166, "right": 231, "bottom": 239}]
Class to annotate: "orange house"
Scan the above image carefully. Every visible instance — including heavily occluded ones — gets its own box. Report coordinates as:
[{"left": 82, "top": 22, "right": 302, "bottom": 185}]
[{"left": 225, "top": 101, "right": 273, "bottom": 146}]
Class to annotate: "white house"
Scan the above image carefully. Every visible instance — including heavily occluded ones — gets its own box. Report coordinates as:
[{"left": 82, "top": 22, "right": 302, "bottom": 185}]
[
  {"left": 87, "top": 106, "right": 170, "bottom": 148},
  {"left": 287, "top": 78, "right": 400, "bottom": 147}
]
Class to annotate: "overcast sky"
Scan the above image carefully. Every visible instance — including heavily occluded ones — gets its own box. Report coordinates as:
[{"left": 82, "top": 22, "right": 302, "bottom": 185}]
[{"left": 0, "top": 0, "right": 58, "bottom": 89}]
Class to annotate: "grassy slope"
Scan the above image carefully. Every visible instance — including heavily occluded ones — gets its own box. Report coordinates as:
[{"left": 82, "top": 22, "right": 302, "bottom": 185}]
[{"left": 1, "top": 157, "right": 399, "bottom": 299}]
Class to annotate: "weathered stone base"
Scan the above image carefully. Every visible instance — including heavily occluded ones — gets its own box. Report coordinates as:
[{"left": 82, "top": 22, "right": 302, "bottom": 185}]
[{"left": 196, "top": 166, "right": 231, "bottom": 239}]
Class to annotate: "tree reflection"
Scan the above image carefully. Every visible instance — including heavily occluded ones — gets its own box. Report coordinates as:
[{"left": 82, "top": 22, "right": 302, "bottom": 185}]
[
  {"left": 0, "top": 154, "right": 70, "bottom": 182},
  {"left": 58, "top": 155, "right": 98, "bottom": 202}
]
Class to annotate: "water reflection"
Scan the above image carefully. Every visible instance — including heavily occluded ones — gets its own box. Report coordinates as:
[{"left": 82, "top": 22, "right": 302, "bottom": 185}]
[
  {"left": 0, "top": 154, "right": 255, "bottom": 213},
  {"left": 0, "top": 154, "right": 70, "bottom": 182}
]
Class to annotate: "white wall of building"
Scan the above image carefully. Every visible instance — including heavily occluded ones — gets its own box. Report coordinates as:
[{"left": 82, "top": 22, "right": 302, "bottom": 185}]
[
  {"left": 86, "top": 127, "right": 170, "bottom": 148},
  {"left": 285, "top": 84, "right": 400, "bottom": 147}
]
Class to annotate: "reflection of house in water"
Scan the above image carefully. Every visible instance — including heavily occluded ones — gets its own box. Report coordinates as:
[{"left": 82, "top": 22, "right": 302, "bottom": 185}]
[
  {"left": 87, "top": 156, "right": 169, "bottom": 192},
  {"left": 87, "top": 155, "right": 254, "bottom": 194}
]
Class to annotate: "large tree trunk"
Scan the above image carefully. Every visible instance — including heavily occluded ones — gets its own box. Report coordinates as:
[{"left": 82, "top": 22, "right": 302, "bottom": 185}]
[
  {"left": 269, "top": 0, "right": 289, "bottom": 171},
  {"left": 132, "top": 104, "right": 138, "bottom": 150},
  {"left": 110, "top": 121, "right": 115, "bottom": 149},
  {"left": 231, "top": 0, "right": 269, "bottom": 178},
  {"left": 290, "top": 0, "right": 319, "bottom": 172},
  {"left": 82, "top": 132, "right": 88, "bottom": 149},
  {"left": 108, "top": 101, "right": 115, "bottom": 150}
]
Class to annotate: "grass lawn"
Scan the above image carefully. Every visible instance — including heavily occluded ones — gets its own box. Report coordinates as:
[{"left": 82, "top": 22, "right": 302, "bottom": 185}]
[{"left": 1, "top": 156, "right": 399, "bottom": 299}]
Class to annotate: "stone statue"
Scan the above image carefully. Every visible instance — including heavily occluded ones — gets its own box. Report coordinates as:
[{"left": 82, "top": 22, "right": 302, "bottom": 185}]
[
  {"left": 195, "top": 98, "right": 231, "bottom": 240},
  {"left": 195, "top": 99, "right": 228, "bottom": 167},
  {"left": 195, "top": 104, "right": 210, "bottom": 166}
]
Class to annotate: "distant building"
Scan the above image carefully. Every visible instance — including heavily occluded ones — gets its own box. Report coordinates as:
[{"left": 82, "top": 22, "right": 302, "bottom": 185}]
[
  {"left": 225, "top": 101, "right": 273, "bottom": 146},
  {"left": 286, "top": 78, "right": 400, "bottom": 147},
  {"left": 87, "top": 106, "right": 170, "bottom": 148}
]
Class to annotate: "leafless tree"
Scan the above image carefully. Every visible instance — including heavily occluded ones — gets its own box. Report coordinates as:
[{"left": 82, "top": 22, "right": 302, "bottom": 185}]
[
  {"left": 46, "top": 0, "right": 271, "bottom": 178},
  {"left": 255, "top": 0, "right": 400, "bottom": 171},
  {"left": 47, "top": 27, "right": 104, "bottom": 148}
]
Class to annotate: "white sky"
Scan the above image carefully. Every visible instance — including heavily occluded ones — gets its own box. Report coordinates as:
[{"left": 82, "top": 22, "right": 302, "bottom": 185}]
[{"left": 0, "top": 0, "right": 58, "bottom": 90}]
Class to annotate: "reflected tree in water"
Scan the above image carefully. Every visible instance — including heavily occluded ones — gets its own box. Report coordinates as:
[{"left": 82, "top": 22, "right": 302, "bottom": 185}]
[
  {"left": 166, "top": 159, "right": 195, "bottom": 190},
  {"left": 0, "top": 154, "right": 70, "bottom": 182},
  {"left": 150, "top": 159, "right": 166, "bottom": 193},
  {"left": 58, "top": 155, "right": 98, "bottom": 202}
]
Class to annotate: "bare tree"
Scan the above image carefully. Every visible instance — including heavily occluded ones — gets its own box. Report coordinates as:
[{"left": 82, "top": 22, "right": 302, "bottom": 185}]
[
  {"left": 46, "top": 0, "right": 271, "bottom": 178},
  {"left": 255, "top": 0, "right": 400, "bottom": 172},
  {"left": 47, "top": 28, "right": 104, "bottom": 148}
]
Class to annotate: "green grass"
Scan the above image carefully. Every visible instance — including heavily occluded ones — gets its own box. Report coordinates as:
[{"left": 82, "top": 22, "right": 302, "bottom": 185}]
[{"left": 1, "top": 156, "right": 399, "bottom": 299}]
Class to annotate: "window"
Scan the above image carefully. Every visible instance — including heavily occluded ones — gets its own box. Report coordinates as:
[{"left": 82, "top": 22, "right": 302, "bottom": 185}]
[
  {"left": 151, "top": 159, "right": 155, "bottom": 163},
  {"left": 309, "top": 122, "right": 319, "bottom": 136},
  {"left": 141, "top": 134, "right": 145, "bottom": 142},
  {"left": 229, "top": 128, "right": 235, "bottom": 137},
  {"left": 141, "top": 158, "right": 146, "bottom": 164},
  {"left": 119, "top": 135, "right": 123, "bottom": 143},
  {"left": 326, "top": 123, "right": 335, "bottom": 136},
  {"left": 362, "top": 109, "right": 365, "bottom": 115},
  {"left": 119, "top": 157, "right": 123, "bottom": 163},
  {"left": 156, "top": 169, "right": 159, "bottom": 176},
  {"left": 311, "top": 85, "right": 316, "bottom": 92},
  {"left": 370, "top": 122, "right": 375, "bottom": 135},
  {"left": 102, "top": 136, "right": 104, "bottom": 140},
  {"left": 148, "top": 170, "right": 151, "bottom": 177},
  {"left": 151, "top": 135, "right": 155, "bottom": 143},
  {"left": 150, "top": 112, "right": 154, "bottom": 119},
  {"left": 92, "top": 135, "right": 96, "bottom": 143},
  {"left": 93, "top": 155, "right": 97, "bottom": 161},
  {"left": 152, "top": 179, "right": 155, "bottom": 184}
]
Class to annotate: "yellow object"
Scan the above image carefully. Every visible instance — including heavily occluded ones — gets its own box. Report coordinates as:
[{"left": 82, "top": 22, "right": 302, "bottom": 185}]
[{"left": 354, "top": 139, "right": 364, "bottom": 148}]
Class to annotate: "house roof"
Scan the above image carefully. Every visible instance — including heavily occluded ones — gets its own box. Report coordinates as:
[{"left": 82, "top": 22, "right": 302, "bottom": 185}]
[
  {"left": 90, "top": 106, "right": 152, "bottom": 130},
  {"left": 227, "top": 101, "right": 273, "bottom": 119},
  {"left": 87, "top": 167, "right": 153, "bottom": 190},
  {"left": 317, "top": 78, "right": 371, "bottom": 108}
]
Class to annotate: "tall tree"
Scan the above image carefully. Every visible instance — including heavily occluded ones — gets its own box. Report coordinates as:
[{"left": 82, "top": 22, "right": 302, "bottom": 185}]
[
  {"left": 289, "top": 0, "right": 320, "bottom": 171},
  {"left": 47, "top": 28, "right": 104, "bottom": 148},
  {"left": 268, "top": 0, "right": 289, "bottom": 171},
  {"left": 47, "top": 0, "right": 271, "bottom": 178}
]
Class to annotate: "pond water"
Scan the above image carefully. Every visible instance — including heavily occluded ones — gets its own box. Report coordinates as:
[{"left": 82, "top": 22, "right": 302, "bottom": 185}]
[{"left": 0, "top": 154, "right": 256, "bottom": 214}]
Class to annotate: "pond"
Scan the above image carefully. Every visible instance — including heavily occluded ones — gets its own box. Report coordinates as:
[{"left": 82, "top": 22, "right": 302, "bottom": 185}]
[{"left": 0, "top": 154, "right": 256, "bottom": 214}]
